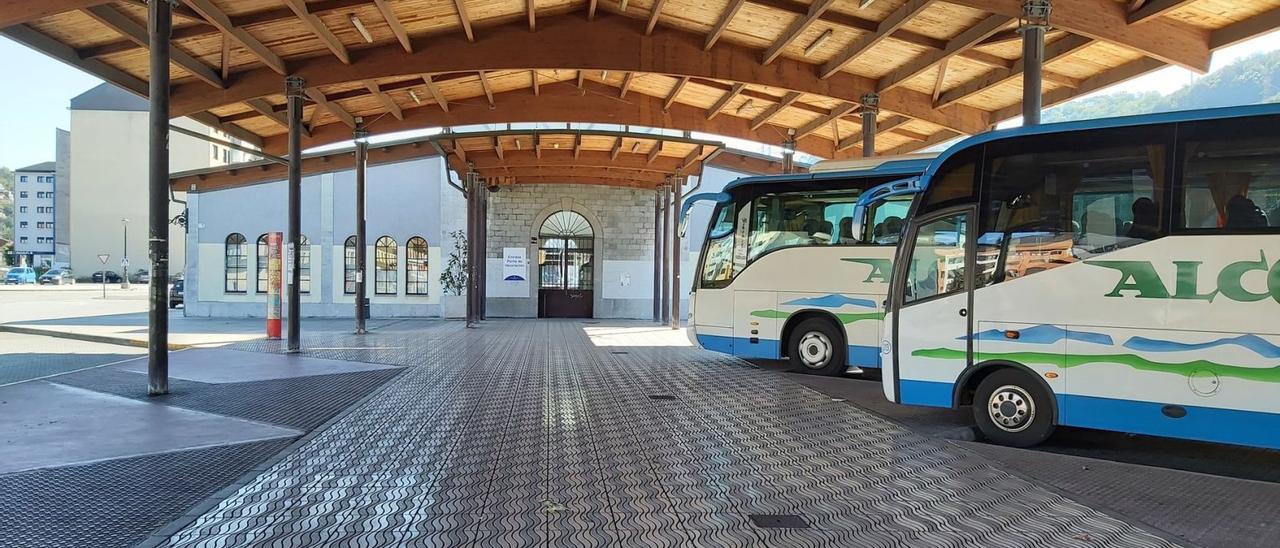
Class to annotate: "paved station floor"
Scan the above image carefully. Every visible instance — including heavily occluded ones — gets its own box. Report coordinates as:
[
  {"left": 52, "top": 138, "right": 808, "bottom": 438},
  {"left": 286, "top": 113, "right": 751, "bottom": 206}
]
[{"left": 155, "top": 321, "right": 1181, "bottom": 547}]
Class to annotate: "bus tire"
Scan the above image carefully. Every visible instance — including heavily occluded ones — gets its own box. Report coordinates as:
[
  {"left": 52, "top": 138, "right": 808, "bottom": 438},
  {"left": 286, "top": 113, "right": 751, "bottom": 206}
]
[
  {"left": 972, "top": 369, "right": 1055, "bottom": 448},
  {"left": 787, "top": 318, "right": 846, "bottom": 376}
]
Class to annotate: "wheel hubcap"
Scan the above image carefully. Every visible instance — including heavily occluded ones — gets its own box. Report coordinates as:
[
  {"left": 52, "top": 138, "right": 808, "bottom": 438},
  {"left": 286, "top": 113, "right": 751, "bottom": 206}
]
[
  {"left": 797, "top": 332, "right": 833, "bottom": 370},
  {"left": 987, "top": 385, "right": 1035, "bottom": 433}
]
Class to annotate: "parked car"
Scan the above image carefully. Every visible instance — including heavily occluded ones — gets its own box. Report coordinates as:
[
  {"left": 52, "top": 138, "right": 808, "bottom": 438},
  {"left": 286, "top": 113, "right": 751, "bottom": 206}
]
[
  {"left": 169, "top": 279, "right": 184, "bottom": 308},
  {"left": 38, "top": 268, "right": 76, "bottom": 285},
  {"left": 135, "top": 269, "right": 151, "bottom": 284},
  {"left": 92, "top": 271, "right": 124, "bottom": 283},
  {"left": 4, "top": 267, "right": 37, "bottom": 285}
]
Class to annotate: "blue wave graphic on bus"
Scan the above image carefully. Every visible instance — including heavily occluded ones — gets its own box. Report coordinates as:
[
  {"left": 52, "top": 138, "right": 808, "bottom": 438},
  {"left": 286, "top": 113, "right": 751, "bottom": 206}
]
[
  {"left": 1124, "top": 334, "right": 1280, "bottom": 359},
  {"left": 781, "top": 294, "right": 877, "bottom": 309},
  {"left": 964, "top": 324, "right": 1114, "bottom": 346}
]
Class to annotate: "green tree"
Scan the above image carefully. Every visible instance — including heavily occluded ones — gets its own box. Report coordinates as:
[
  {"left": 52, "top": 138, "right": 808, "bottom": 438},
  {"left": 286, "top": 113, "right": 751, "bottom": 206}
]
[{"left": 0, "top": 167, "right": 14, "bottom": 246}]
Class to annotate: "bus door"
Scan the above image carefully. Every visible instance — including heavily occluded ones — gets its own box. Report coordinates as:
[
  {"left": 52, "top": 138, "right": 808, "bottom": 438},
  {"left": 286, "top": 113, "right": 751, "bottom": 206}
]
[{"left": 890, "top": 205, "right": 975, "bottom": 407}]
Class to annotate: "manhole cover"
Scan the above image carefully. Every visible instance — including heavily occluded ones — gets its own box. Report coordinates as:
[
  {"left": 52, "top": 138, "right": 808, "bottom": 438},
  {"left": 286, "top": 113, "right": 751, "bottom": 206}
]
[
  {"left": 648, "top": 394, "right": 677, "bottom": 401},
  {"left": 749, "top": 514, "right": 809, "bottom": 529}
]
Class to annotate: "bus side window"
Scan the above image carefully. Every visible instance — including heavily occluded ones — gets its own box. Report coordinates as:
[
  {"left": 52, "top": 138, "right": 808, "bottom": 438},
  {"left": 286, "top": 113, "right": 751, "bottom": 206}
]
[
  {"left": 978, "top": 130, "right": 1169, "bottom": 287},
  {"left": 1176, "top": 120, "right": 1280, "bottom": 232}
]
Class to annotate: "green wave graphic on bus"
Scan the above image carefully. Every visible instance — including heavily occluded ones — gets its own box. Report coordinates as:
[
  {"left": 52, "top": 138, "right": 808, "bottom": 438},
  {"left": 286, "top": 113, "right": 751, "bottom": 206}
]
[
  {"left": 751, "top": 309, "right": 885, "bottom": 324},
  {"left": 911, "top": 348, "right": 1280, "bottom": 383}
]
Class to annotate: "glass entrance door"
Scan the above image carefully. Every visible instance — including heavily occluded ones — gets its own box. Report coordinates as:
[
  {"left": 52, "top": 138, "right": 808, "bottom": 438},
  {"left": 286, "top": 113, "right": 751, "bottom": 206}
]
[{"left": 537, "top": 211, "right": 595, "bottom": 318}]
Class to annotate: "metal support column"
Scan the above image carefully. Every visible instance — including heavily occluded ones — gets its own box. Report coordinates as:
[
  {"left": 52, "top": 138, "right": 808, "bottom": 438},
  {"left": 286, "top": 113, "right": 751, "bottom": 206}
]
[
  {"left": 860, "top": 93, "right": 879, "bottom": 158},
  {"left": 353, "top": 121, "right": 368, "bottom": 334},
  {"left": 652, "top": 188, "right": 662, "bottom": 322},
  {"left": 146, "top": 0, "right": 173, "bottom": 396},
  {"left": 478, "top": 183, "right": 488, "bottom": 320},
  {"left": 1020, "top": 1, "right": 1052, "bottom": 126},
  {"left": 285, "top": 75, "right": 305, "bottom": 352},
  {"left": 464, "top": 169, "right": 477, "bottom": 327},
  {"left": 660, "top": 182, "right": 671, "bottom": 325},
  {"left": 670, "top": 173, "right": 683, "bottom": 330}
]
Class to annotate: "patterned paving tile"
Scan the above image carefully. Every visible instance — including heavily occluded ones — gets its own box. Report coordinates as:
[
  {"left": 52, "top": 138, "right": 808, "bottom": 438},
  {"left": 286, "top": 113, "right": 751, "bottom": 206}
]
[{"left": 161, "top": 320, "right": 1180, "bottom": 547}]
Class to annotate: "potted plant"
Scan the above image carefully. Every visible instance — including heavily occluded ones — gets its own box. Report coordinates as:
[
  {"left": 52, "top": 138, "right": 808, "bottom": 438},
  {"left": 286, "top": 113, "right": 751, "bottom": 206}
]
[{"left": 439, "top": 229, "right": 468, "bottom": 319}]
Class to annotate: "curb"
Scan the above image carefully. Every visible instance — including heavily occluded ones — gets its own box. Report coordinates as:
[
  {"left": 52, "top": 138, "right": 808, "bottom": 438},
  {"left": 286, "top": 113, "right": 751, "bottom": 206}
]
[{"left": 0, "top": 324, "right": 192, "bottom": 350}]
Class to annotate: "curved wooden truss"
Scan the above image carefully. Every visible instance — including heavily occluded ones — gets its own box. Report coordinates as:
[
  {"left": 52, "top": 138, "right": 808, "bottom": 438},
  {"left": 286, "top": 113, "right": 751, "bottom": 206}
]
[{"left": 6, "top": 0, "right": 1277, "bottom": 159}]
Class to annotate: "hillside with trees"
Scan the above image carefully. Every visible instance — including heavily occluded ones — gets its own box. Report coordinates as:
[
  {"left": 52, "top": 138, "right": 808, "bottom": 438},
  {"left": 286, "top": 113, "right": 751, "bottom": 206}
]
[{"left": 1044, "top": 50, "right": 1280, "bottom": 123}]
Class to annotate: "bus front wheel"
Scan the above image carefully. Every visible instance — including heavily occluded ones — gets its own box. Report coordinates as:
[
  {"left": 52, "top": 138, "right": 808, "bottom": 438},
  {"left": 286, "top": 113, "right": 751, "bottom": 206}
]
[
  {"left": 787, "top": 318, "right": 846, "bottom": 376},
  {"left": 972, "top": 369, "right": 1055, "bottom": 447}
]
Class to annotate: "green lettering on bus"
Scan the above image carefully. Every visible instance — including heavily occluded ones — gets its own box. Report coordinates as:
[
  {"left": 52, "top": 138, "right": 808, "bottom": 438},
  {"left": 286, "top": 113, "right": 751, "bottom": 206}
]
[
  {"left": 1088, "top": 252, "right": 1280, "bottom": 303},
  {"left": 1088, "top": 261, "right": 1171, "bottom": 299},
  {"left": 1172, "top": 261, "right": 1218, "bottom": 302},
  {"left": 1218, "top": 251, "right": 1273, "bottom": 303}
]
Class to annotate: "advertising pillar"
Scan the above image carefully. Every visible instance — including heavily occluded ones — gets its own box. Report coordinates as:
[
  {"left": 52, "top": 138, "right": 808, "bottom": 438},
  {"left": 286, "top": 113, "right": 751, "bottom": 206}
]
[{"left": 266, "top": 232, "right": 283, "bottom": 339}]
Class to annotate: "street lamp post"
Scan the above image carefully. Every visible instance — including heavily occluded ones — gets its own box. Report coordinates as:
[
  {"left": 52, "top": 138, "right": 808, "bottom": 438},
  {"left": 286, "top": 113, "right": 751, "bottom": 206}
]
[{"left": 121, "top": 218, "right": 130, "bottom": 289}]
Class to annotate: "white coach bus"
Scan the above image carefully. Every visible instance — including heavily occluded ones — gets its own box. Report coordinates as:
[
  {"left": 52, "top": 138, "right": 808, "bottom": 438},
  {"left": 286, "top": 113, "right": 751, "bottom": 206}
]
[
  {"left": 883, "top": 104, "right": 1280, "bottom": 449},
  {"left": 686, "top": 154, "right": 934, "bottom": 375}
]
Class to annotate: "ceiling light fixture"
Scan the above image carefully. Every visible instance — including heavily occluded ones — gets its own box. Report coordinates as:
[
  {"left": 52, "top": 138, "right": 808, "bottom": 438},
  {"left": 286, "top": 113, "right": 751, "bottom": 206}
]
[{"left": 350, "top": 15, "right": 374, "bottom": 44}]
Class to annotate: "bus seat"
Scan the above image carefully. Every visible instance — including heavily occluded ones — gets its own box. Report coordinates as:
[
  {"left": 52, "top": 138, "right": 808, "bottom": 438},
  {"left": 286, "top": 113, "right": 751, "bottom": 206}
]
[{"left": 838, "top": 217, "right": 855, "bottom": 242}]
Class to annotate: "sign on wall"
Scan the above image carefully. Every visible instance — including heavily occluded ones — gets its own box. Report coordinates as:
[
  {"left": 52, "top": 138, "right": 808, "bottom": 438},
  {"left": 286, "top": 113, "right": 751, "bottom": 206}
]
[{"left": 503, "top": 247, "right": 528, "bottom": 282}]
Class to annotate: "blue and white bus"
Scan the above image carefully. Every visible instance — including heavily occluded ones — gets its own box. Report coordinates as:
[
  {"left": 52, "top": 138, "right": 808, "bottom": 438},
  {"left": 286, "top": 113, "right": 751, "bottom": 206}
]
[
  {"left": 687, "top": 154, "right": 933, "bottom": 375},
  {"left": 883, "top": 104, "right": 1280, "bottom": 449}
]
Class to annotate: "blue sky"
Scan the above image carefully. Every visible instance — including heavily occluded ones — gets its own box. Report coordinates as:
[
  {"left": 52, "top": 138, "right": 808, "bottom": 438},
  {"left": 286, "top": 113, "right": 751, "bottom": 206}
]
[{"left": 2, "top": 29, "right": 1278, "bottom": 170}]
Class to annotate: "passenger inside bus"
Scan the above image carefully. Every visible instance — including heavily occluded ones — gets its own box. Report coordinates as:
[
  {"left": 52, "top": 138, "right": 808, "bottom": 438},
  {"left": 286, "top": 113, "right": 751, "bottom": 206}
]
[
  {"left": 1225, "top": 195, "right": 1268, "bottom": 229},
  {"left": 1128, "top": 197, "right": 1160, "bottom": 240}
]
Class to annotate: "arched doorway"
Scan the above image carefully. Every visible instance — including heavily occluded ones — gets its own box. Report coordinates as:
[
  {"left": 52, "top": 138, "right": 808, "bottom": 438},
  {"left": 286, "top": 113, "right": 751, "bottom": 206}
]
[{"left": 537, "top": 211, "right": 594, "bottom": 318}]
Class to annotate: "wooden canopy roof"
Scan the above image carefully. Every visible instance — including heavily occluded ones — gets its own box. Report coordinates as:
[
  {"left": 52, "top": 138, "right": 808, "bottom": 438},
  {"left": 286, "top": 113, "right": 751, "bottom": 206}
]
[{"left": 6, "top": 1, "right": 1277, "bottom": 160}]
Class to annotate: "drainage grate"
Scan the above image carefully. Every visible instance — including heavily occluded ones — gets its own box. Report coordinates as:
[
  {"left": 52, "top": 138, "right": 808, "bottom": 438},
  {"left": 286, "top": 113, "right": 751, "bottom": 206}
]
[
  {"left": 647, "top": 394, "right": 677, "bottom": 401},
  {"left": 610, "top": 351, "right": 630, "bottom": 355},
  {"left": 749, "top": 514, "right": 810, "bottom": 529}
]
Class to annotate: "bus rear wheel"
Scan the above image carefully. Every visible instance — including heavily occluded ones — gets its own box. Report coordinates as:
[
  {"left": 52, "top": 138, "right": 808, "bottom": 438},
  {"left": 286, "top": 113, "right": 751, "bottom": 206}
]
[
  {"left": 787, "top": 318, "right": 846, "bottom": 376},
  {"left": 972, "top": 369, "right": 1055, "bottom": 448}
]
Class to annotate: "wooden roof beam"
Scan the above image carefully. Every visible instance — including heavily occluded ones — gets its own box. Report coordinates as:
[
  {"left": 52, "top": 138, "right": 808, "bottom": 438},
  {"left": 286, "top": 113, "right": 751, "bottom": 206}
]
[
  {"left": 820, "top": 0, "right": 934, "bottom": 79},
  {"left": 794, "top": 102, "right": 856, "bottom": 139},
  {"left": 534, "top": 132, "right": 542, "bottom": 158},
  {"left": 835, "top": 115, "right": 909, "bottom": 152},
  {"left": 452, "top": 0, "right": 475, "bottom": 41},
  {"left": 282, "top": 0, "right": 349, "bottom": 64},
  {"left": 527, "top": 0, "right": 536, "bottom": 31},
  {"left": 646, "top": 0, "right": 669, "bottom": 35},
  {"left": 244, "top": 98, "right": 300, "bottom": 134},
  {"left": 749, "top": 91, "right": 801, "bottom": 130},
  {"left": 531, "top": 70, "right": 540, "bottom": 95},
  {"left": 705, "top": 0, "right": 746, "bottom": 50},
  {"left": 573, "top": 133, "right": 583, "bottom": 159},
  {"left": 372, "top": 0, "right": 412, "bottom": 53},
  {"left": 947, "top": 0, "right": 1209, "bottom": 72},
  {"left": 81, "top": 4, "right": 224, "bottom": 89},
  {"left": 363, "top": 80, "right": 404, "bottom": 120},
  {"left": 1209, "top": 7, "right": 1280, "bottom": 50},
  {"left": 478, "top": 71, "right": 494, "bottom": 107},
  {"left": 184, "top": 0, "right": 287, "bottom": 75},
  {"left": 680, "top": 145, "right": 705, "bottom": 172},
  {"left": 0, "top": 0, "right": 110, "bottom": 28},
  {"left": 421, "top": 74, "right": 450, "bottom": 112},
  {"left": 619, "top": 72, "right": 635, "bottom": 98},
  {"left": 934, "top": 34, "right": 1091, "bottom": 108},
  {"left": 876, "top": 15, "right": 1010, "bottom": 93},
  {"left": 493, "top": 136, "right": 504, "bottom": 160},
  {"left": 647, "top": 140, "right": 664, "bottom": 165},
  {"left": 707, "top": 83, "right": 746, "bottom": 120},
  {"left": 762, "top": 0, "right": 837, "bottom": 65},
  {"left": 304, "top": 88, "right": 356, "bottom": 128},
  {"left": 588, "top": 0, "right": 598, "bottom": 21},
  {"left": 610, "top": 137, "right": 623, "bottom": 160},
  {"left": 664, "top": 76, "right": 690, "bottom": 111},
  {"left": 1127, "top": 0, "right": 1197, "bottom": 25}
]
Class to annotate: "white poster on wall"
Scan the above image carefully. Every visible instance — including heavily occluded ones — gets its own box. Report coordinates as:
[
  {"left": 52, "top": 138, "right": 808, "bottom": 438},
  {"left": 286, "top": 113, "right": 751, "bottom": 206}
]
[{"left": 502, "top": 247, "right": 527, "bottom": 282}]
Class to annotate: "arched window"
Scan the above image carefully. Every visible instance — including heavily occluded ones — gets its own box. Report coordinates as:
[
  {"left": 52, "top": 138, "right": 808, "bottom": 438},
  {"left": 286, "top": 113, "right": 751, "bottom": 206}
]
[
  {"left": 225, "top": 233, "right": 248, "bottom": 293},
  {"left": 256, "top": 234, "right": 270, "bottom": 293},
  {"left": 298, "top": 235, "right": 311, "bottom": 294},
  {"left": 343, "top": 236, "right": 357, "bottom": 294},
  {"left": 406, "top": 237, "right": 429, "bottom": 295},
  {"left": 375, "top": 236, "right": 398, "bottom": 295}
]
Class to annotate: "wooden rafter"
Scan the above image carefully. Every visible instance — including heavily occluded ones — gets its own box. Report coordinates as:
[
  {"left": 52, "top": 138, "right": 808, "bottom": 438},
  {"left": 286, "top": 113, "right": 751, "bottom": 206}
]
[
  {"left": 493, "top": 136, "right": 504, "bottom": 160},
  {"left": 934, "top": 34, "right": 1092, "bottom": 108},
  {"left": 534, "top": 132, "right": 542, "bottom": 159},
  {"left": 794, "top": 102, "right": 856, "bottom": 139},
  {"left": 647, "top": 140, "right": 664, "bottom": 165},
  {"left": 219, "top": 34, "right": 230, "bottom": 80},
  {"left": 573, "top": 133, "right": 583, "bottom": 159},
  {"left": 750, "top": 91, "right": 801, "bottom": 130},
  {"left": 363, "top": 80, "right": 404, "bottom": 120},
  {"left": 420, "top": 74, "right": 450, "bottom": 112},
  {"left": 81, "top": 4, "right": 224, "bottom": 88},
  {"left": 680, "top": 145, "right": 704, "bottom": 172},
  {"left": 531, "top": 70, "right": 540, "bottom": 96},
  {"left": 576, "top": 70, "right": 585, "bottom": 90},
  {"left": 527, "top": 0, "right": 536, "bottom": 31},
  {"left": 835, "top": 115, "right": 910, "bottom": 152},
  {"left": 372, "top": 0, "right": 412, "bottom": 53},
  {"left": 588, "top": 0, "right": 598, "bottom": 21},
  {"left": 762, "top": 0, "right": 836, "bottom": 65},
  {"left": 876, "top": 15, "right": 1010, "bottom": 93},
  {"left": 282, "top": 0, "right": 349, "bottom": 64},
  {"left": 664, "top": 76, "right": 690, "bottom": 111},
  {"left": 619, "top": 72, "right": 635, "bottom": 98},
  {"left": 304, "top": 88, "right": 356, "bottom": 128},
  {"left": 1127, "top": 0, "right": 1196, "bottom": 25},
  {"left": 244, "top": 98, "right": 298, "bottom": 133},
  {"left": 705, "top": 0, "right": 746, "bottom": 50},
  {"left": 932, "top": 58, "right": 949, "bottom": 103},
  {"left": 646, "top": 0, "right": 669, "bottom": 35},
  {"left": 452, "top": 0, "right": 475, "bottom": 42},
  {"left": 707, "top": 83, "right": 746, "bottom": 120},
  {"left": 610, "top": 137, "right": 623, "bottom": 160},
  {"left": 184, "top": 0, "right": 286, "bottom": 75},
  {"left": 820, "top": 0, "right": 934, "bottom": 79},
  {"left": 478, "top": 71, "right": 494, "bottom": 107}
]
